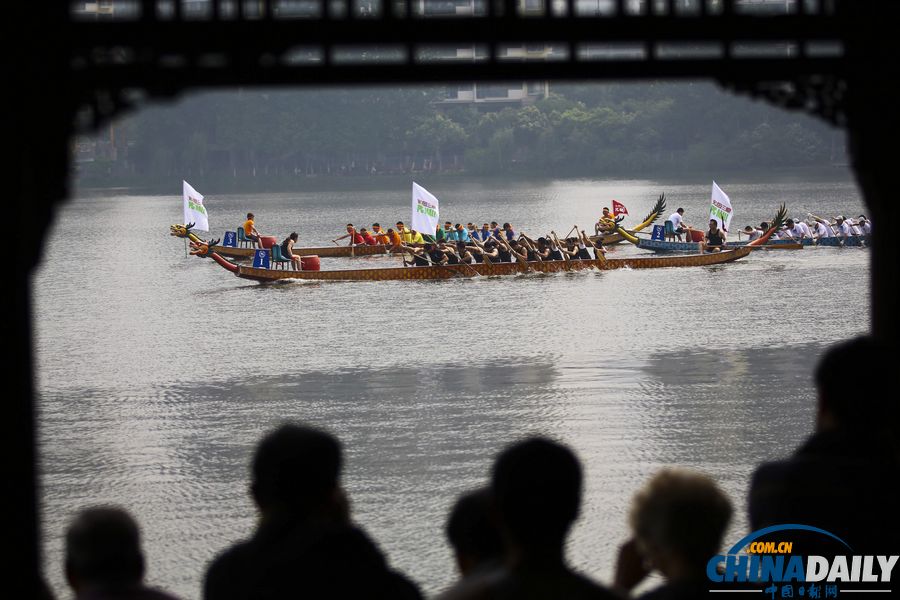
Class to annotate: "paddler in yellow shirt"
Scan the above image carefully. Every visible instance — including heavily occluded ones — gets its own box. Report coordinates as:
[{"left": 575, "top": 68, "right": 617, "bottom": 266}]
[
  {"left": 408, "top": 229, "right": 425, "bottom": 245},
  {"left": 396, "top": 221, "right": 413, "bottom": 243}
]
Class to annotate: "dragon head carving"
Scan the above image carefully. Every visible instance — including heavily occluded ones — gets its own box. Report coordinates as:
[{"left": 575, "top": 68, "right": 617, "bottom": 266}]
[
  {"left": 171, "top": 223, "right": 205, "bottom": 244},
  {"left": 170, "top": 222, "right": 194, "bottom": 237},
  {"left": 189, "top": 238, "right": 220, "bottom": 257}
]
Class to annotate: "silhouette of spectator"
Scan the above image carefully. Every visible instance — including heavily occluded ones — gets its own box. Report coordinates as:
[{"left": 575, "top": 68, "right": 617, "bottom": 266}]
[
  {"left": 438, "top": 437, "right": 617, "bottom": 599},
  {"left": 65, "top": 506, "right": 182, "bottom": 600},
  {"left": 203, "top": 422, "right": 422, "bottom": 600},
  {"left": 749, "top": 336, "right": 900, "bottom": 555},
  {"left": 614, "top": 468, "right": 732, "bottom": 599},
  {"left": 446, "top": 488, "right": 504, "bottom": 578}
]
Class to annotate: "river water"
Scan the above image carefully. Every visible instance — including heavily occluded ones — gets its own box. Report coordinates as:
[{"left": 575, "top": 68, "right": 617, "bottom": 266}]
[{"left": 35, "top": 176, "right": 870, "bottom": 599}]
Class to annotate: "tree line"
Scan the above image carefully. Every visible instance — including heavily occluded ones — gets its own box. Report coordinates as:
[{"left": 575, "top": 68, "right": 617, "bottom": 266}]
[{"left": 78, "top": 82, "right": 843, "bottom": 186}]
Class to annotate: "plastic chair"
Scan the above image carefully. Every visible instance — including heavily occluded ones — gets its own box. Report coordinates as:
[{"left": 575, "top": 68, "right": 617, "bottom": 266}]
[
  {"left": 664, "top": 220, "right": 678, "bottom": 241},
  {"left": 270, "top": 244, "right": 292, "bottom": 270},
  {"left": 237, "top": 227, "right": 257, "bottom": 248}
]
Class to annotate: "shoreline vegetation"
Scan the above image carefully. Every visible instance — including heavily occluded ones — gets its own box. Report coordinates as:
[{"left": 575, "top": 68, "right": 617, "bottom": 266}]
[
  {"left": 75, "top": 82, "right": 850, "bottom": 194},
  {"left": 74, "top": 165, "right": 855, "bottom": 196}
]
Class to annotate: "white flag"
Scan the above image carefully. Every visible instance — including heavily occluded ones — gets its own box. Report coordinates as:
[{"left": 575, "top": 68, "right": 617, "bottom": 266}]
[
  {"left": 411, "top": 182, "right": 439, "bottom": 240},
  {"left": 183, "top": 180, "right": 209, "bottom": 232},
  {"left": 709, "top": 181, "right": 733, "bottom": 233}
]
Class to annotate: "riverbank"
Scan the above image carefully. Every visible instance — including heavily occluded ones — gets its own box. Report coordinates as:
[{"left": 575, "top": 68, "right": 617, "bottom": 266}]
[{"left": 74, "top": 164, "right": 855, "bottom": 196}]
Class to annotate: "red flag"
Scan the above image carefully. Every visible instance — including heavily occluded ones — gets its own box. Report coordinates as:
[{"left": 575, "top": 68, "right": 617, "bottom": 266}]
[{"left": 612, "top": 200, "right": 629, "bottom": 216}]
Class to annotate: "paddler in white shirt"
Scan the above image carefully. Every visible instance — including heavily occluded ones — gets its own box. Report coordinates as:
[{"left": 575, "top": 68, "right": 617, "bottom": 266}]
[
  {"left": 781, "top": 219, "right": 807, "bottom": 241},
  {"left": 809, "top": 219, "right": 828, "bottom": 241},
  {"left": 741, "top": 225, "right": 763, "bottom": 242},
  {"left": 834, "top": 216, "right": 854, "bottom": 244},
  {"left": 809, "top": 214, "right": 836, "bottom": 238},
  {"left": 858, "top": 215, "right": 873, "bottom": 235}
]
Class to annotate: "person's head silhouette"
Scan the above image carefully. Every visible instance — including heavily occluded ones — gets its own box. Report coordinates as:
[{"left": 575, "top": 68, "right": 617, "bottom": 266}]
[
  {"left": 251, "top": 423, "right": 343, "bottom": 518},
  {"left": 65, "top": 506, "right": 145, "bottom": 593},
  {"left": 491, "top": 437, "right": 581, "bottom": 556}
]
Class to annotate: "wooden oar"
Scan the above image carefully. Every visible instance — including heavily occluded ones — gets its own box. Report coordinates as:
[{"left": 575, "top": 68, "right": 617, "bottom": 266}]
[
  {"left": 450, "top": 247, "right": 482, "bottom": 278},
  {"left": 550, "top": 231, "right": 572, "bottom": 271},
  {"left": 466, "top": 234, "right": 494, "bottom": 265},
  {"left": 496, "top": 235, "right": 532, "bottom": 272}
]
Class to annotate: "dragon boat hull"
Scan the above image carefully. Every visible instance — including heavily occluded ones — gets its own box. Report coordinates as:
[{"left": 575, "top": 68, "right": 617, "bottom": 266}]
[
  {"left": 205, "top": 246, "right": 752, "bottom": 282},
  {"left": 638, "top": 238, "right": 802, "bottom": 253}
]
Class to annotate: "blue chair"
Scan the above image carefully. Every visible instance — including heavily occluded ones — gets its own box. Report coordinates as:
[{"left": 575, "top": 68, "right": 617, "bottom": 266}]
[
  {"left": 270, "top": 244, "right": 292, "bottom": 270},
  {"left": 237, "top": 227, "right": 257, "bottom": 248}
]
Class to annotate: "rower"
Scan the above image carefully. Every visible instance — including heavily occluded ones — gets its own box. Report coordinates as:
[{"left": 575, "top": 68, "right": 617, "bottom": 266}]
[
  {"left": 834, "top": 216, "right": 853, "bottom": 243},
  {"left": 811, "top": 219, "right": 831, "bottom": 241},
  {"left": 546, "top": 237, "right": 564, "bottom": 261},
  {"left": 496, "top": 240, "right": 513, "bottom": 263},
  {"left": 742, "top": 225, "right": 763, "bottom": 242},
  {"left": 400, "top": 242, "right": 444, "bottom": 266},
  {"left": 519, "top": 236, "right": 543, "bottom": 262},
  {"left": 455, "top": 241, "right": 476, "bottom": 264},
  {"left": 781, "top": 219, "right": 805, "bottom": 241},
  {"left": 558, "top": 237, "right": 580, "bottom": 259},
  {"left": 371, "top": 223, "right": 390, "bottom": 245},
  {"left": 534, "top": 237, "right": 552, "bottom": 261},
  {"left": 796, "top": 218, "right": 813, "bottom": 240},
  {"left": 396, "top": 221, "right": 412, "bottom": 243},
  {"left": 704, "top": 219, "right": 726, "bottom": 252},
  {"left": 578, "top": 227, "right": 605, "bottom": 259},
  {"left": 333, "top": 224, "right": 364, "bottom": 246},
  {"left": 358, "top": 227, "right": 377, "bottom": 246},
  {"left": 858, "top": 215, "right": 872, "bottom": 235},
  {"left": 454, "top": 223, "right": 471, "bottom": 243},
  {"left": 571, "top": 227, "right": 593, "bottom": 259},
  {"left": 442, "top": 221, "right": 455, "bottom": 242},
  {"left": 408, "top": 228, "right": 425, "bottom": 245},
  {"left": 481, "top": 240, "right": 500, "bottom": 263},
  {"left": 505, "top": 238, "right": 529, "bottom": 263},
  {"left": 386, "top": 228, "right": 402, "bottom": 250},
  {"left": 428, "top": 243, "right": 449, "bottom": 265}
]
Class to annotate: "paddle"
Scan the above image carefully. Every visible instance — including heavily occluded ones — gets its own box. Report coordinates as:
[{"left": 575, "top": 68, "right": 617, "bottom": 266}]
[
  {"left": 550, "top": 231, "right": 572, "bottom": 271},
  {"left": 466, "top": 234, "right": 495, "bottom": 265},
  {"left": 495, "top": 234, "right": 532, "bottom": 272},
  {"left": 448, "top": 245, "right": 482, "bottom": 278},
  {"left": 518, "top": 234, "right": 544, "bottom": 263}
]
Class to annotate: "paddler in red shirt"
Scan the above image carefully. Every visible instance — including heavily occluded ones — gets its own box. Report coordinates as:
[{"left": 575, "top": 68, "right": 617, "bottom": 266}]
[
  {"left": 358, "top": 227, "right": 378, "bottom": 245},
  {"left": 333, "top": 224, "right": 364, "bottom": 246}
]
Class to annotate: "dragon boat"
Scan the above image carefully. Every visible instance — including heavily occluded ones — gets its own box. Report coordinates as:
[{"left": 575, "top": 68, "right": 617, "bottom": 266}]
[
  {"left": 610, "top": 204, "right": 790, "bottom": 255},
  {"left": 589, "top": 193, "right": 666, "bottom": 246},
  {"left": 170, "top": 224, "right": 392, "bottom": 259},
  {"left": 782, "top": 235, "right": 869, "bottom": 247},
  {"left": 188, "top": 237, "right": 753, "bottom": 283},
  {"left": 633, "top": 237, "right": 802, "bottom": 253}
]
